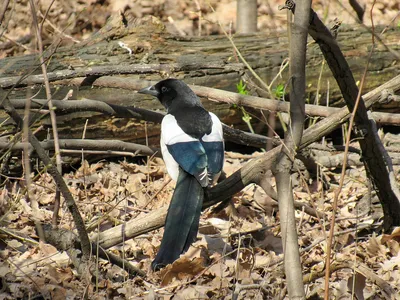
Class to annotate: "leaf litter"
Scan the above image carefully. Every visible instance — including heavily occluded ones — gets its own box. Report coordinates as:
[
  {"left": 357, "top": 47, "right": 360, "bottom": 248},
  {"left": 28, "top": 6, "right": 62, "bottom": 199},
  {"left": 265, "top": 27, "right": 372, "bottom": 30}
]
[{"left": 1, "top": 150, "right": 399, "bottom": 299}]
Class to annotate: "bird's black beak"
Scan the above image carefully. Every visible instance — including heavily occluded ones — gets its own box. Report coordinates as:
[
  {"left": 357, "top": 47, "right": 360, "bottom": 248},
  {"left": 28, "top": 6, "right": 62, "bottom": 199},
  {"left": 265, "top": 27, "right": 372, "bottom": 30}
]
[{"left": 138, "top": 85, "right": 159, "bottom": 97}]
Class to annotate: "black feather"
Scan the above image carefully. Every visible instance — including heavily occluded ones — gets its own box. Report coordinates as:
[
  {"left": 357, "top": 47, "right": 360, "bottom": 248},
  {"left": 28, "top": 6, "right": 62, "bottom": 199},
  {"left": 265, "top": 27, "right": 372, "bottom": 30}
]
[{"left": 151, "top": 168, "right": 204, "bottom": 271}]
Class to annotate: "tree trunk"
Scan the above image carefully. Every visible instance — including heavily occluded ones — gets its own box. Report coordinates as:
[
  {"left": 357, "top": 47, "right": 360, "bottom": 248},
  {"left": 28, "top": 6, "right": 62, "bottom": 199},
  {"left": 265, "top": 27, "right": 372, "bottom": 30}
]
[{"left": 236, "top": 0, "right": 258, "bottom": 33}]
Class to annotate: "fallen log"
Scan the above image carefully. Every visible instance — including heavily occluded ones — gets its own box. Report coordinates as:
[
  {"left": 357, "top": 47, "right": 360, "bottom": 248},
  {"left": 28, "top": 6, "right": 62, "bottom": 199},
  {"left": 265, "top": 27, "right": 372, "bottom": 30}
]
[{"left": 0, "top": 15, "right": 399, "bottom": 148}]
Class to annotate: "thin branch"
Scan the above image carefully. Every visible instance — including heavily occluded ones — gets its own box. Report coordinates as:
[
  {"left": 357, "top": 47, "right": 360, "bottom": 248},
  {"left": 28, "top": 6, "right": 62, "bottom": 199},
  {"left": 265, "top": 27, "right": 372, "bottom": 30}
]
[
  {"left": 29, "top": 0, "right": 63, "bottom": 227},
  {"left": 348, "top": 0, "right": 365, "bottom": 22},
  {"left": 303, "top": 261, "right": 395, "bottom": 298},
  {"left": 1, "top": 139, "right": 158, "bottom": 157},
  {"left": 0, "top": 0, "right": 10, "bottom": 26},
  {"left": 324, "top": 45, "right": 371, "bottom": 297},
  {"left": 3, "top": 97, "right": 272, "bottom": 149},
  {"left": 2, "top": 68, "right": 400, "bottom": 125},
  {"left": 41, "top": 225, "right": 145, "bottom": 277}
]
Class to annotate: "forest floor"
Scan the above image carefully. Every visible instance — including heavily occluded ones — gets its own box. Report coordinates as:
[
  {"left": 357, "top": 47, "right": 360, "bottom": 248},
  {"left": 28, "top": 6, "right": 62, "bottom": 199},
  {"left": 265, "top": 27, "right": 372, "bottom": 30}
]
[{"left": 1, "top": 0, "right": 400, "bottom": 299}]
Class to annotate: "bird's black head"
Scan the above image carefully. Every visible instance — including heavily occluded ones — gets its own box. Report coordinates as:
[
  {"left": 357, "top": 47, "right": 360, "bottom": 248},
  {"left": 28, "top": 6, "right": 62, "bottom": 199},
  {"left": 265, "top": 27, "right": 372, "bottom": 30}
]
[{"left": 138, "top": 79, "right": 201, "bottom": 112}]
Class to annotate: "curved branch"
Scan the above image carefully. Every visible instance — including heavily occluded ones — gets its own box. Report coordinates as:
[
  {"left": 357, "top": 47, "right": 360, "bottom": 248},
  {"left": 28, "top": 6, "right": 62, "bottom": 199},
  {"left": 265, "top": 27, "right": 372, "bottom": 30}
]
[
  {"left": 5, "top": 98, "right": 271, "bottom": 149},
  {"left": 1, "top": 139, "right": 159, "bottom": 157}
]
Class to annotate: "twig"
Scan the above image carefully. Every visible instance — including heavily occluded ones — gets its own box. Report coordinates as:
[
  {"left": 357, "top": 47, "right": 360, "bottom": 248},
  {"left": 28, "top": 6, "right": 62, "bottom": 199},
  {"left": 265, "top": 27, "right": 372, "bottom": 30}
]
[
  {"left": 332, "top": 0, "right": 400, "bottom": 60},
  {"left": 0, "top": 33, "right": 31, "bottom": 51},
  {"left": 0, "top": 0, "right": 10, "bottom": 26},
  {"left": 300, "top": 223, "right": 372, "bottom": 254},
  {"left": 303, "top": 261, "right": 395, "bottom": 298},
  {"left": 29, "top": 0, "right": 63, "bottom": 226},
  {"left": 151, "top": 248, "right": 239, "bottom": 294},
  {"left": 1, "top": 139, "right": 159, "bottom": 157},
  {"left": 38, "top": 10, "right": 80, "bottom": 43},
  {"left": 194, "top": 0, "right": 202, "bottom": 36},
  {"left": 380, "top": 11, "right": 400, "bottom": 35},
  {"left": 209, "top": 4, "right": 272, "bottom": 96},
  {"left": 167, "top": 16, "right": 186, "bottom": 36},
  {"left": 0, "top": 226, "right": 39, "bottom": 246},
  {"left": 41, "top": 224, "right": 146, "bottom": 277},
  {"left": 143, "top": 178, "right": 172, "bottom": 209},
  {"left": 324, "top": 2, "right": 376, "bottom": 298},
  {"left": 60, "top": 149, "right": 141, "bottom": 157},
  {"left": 22, "top": 83, "right": 45, "bottom": 241}
]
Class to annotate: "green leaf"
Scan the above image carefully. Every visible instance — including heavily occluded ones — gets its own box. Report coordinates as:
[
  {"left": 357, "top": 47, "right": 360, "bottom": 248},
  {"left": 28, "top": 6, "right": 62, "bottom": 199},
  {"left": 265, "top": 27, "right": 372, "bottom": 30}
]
[
  {"left": 236, "top": 80, "right": 248, "bottom": 95},
  {"left": 273, "top": 84, "right": 285, "bottom": 98}
]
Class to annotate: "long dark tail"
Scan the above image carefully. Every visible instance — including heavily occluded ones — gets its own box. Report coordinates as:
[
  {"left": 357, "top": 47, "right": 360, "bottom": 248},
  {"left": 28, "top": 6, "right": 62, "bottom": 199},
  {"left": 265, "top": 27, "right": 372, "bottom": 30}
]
[{"left": 152, "top": 168, "right": 203, "bottom": 271}]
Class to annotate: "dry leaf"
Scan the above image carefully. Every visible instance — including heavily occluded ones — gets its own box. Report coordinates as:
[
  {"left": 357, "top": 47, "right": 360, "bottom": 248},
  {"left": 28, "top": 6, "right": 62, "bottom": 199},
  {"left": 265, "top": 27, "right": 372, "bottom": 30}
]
[
  {"left": 159, "top": 257, "right": 205, "bottom": 286},
  {"left": 367, "top": 233, "right": 387, "bottom": 257},
  {"left": 347, "top": 273, "right": 366, "bottom": 300},
  {"left": 205, "top": 262, "right": 230, "bottom": 278},
  {"left": 47, "top": 266, "right": 74, "bottom": 284},
  {"left": 254, "top": 230, "right": 283, "bottom": 254},
  {"left": 39, "top": 241, "right": 58, "bottom": 256},
  {"left": 381, "top": 227, "right": 400, "bottom": 243}
]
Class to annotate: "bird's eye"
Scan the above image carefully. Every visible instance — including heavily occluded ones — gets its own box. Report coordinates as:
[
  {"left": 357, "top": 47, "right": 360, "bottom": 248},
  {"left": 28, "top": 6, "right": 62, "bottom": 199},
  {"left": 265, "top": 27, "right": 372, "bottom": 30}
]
[{"left": 161, "top": 86, "right": 168, "bottom": 93}]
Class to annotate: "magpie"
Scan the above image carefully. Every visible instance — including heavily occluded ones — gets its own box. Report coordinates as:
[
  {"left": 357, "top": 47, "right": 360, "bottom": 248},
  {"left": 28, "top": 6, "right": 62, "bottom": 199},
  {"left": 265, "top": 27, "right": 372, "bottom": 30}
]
[{"left": 139, "top": 79, "right": 224, "bottom": 270}]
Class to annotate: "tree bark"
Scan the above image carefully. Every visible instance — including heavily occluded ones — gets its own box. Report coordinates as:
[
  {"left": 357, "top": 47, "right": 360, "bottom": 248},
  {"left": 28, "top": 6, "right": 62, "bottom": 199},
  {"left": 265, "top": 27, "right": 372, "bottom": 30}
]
[
  {"left": 236, "top": 0, "right": 258, "bottom": 33},
  {"left": 0, "top": 15, "right": 397, "bottom": 105},
  {"left": 0, "top": 15, "right": 398, "bottom": 148}
]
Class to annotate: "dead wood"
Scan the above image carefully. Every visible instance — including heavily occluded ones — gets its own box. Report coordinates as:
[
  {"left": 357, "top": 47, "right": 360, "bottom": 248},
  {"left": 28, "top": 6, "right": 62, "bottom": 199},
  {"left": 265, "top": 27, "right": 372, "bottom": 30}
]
[
  {"left": 0, "top": 15, "right": 399, "bottom": 148},
  {"left": 349, "top": 0, "right": 365, "bottom": 22},
  {"left": 2, "top": 77, "right": 398, "bottom": 166},
  {"left": 5, "top": 84, "right": 400, "bottom": 125},
  {"left": 2, "top": 74, "right": 398, "bottom": 160},
  {"left": 0, "top": 15, "right": 397, "bottom": 104},
  {"left": 42, "top": 225, "right": 145, "bottom": 277},
  {"left": 0, "top": 139, "right": 159, "bottom": 157}
]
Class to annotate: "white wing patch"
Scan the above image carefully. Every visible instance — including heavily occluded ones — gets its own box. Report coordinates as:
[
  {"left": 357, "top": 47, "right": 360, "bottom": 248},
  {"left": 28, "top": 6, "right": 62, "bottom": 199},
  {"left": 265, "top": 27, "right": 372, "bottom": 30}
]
[
  {"left": 202, "top": 112, "right": 224, "bottom": 142},
  {"left": 161, "top": 114, "right": 200, "bottom": 182},
  {"left": 160, "top": 113, "right": 224, "bottom": 184},
  {"left": 160, "top": 134, "right": 179, "bottom": 182},
  {"left": 161, "top": 114, "right": 197, "bottom": 145}
]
